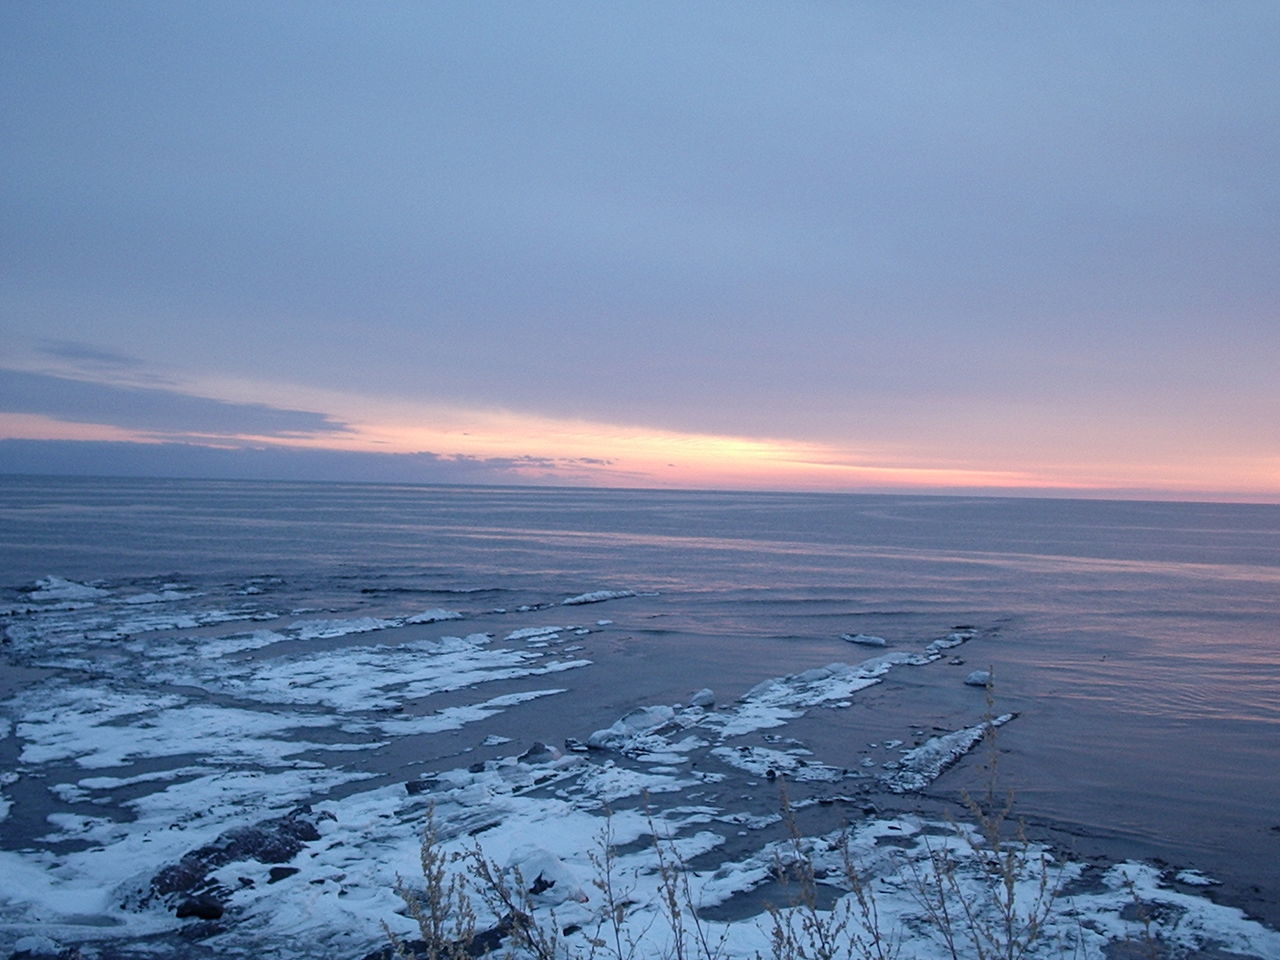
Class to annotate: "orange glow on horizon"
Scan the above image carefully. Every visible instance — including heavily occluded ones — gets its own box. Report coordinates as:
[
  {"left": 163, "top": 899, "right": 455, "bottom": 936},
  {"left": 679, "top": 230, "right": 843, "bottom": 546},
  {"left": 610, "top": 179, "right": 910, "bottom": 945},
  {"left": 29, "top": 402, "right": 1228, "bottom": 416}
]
[{"left": 3, "top": 405, "right": 1277, "bottom": 502}]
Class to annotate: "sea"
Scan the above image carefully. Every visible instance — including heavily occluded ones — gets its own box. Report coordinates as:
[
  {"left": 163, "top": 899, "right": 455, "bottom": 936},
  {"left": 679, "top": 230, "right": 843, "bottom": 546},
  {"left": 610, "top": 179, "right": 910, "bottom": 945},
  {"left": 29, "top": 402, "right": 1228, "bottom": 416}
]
[{"left": 1, "top": 475, "right": 1277, "bottom": 958}]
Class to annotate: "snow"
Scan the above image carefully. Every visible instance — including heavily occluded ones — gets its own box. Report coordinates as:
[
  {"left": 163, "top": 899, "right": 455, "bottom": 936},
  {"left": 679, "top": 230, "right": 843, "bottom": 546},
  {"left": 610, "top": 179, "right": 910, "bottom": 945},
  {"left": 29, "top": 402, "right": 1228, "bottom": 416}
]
[
  {"left": 1176, "top": 869, "right": 1221, "bottom": 886},
  {"left": 1, "top": 578, "right": 1273, "bottom": 960}
]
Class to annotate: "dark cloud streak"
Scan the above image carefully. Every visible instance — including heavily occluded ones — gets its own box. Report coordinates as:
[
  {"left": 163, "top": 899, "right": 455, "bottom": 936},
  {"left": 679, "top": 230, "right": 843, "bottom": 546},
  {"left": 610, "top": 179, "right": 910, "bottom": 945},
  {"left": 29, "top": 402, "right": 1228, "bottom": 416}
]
[
  {"left": 35, "top": 340, "right": 177, "bottom": 386},
  {"left": 0, "top": 369, "right": 347, "bottom": 438}
]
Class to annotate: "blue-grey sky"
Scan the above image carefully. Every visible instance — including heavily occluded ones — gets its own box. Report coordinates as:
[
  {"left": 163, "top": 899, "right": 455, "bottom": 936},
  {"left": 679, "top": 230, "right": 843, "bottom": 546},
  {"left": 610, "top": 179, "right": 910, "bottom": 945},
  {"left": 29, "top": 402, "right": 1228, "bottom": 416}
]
[{"left": 2, "top": 2, "right": 1278, "bottom": 497}]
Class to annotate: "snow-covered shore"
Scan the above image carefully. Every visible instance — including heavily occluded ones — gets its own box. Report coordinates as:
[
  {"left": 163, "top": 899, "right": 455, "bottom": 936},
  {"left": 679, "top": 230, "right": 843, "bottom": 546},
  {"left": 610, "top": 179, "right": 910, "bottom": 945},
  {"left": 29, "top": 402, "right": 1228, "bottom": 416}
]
[{"left": 1, "top": 576, "right": 1276, "bottom": 959}]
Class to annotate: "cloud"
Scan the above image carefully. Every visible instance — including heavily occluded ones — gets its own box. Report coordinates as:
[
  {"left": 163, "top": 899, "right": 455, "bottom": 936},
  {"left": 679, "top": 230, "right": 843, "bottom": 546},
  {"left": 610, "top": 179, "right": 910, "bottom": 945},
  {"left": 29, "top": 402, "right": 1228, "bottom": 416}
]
[
  {"left": 36, "top": 340, "right": 168, "bottom": 379},
  {"left": 0, "top": 439, "right": 608, "bottom": 486},
  {"left": 0, "top": 369, "right": 348, "bottom": 439}
]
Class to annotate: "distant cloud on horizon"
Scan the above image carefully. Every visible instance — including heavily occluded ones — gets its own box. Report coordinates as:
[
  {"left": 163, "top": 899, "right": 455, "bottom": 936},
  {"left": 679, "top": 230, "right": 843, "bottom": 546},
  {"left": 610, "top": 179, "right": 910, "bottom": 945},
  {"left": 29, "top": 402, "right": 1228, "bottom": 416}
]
[
  {"left": 0, "top": 368, "right": 348, "bottom": 439},
  {"left": 0, "top": 438, "right": 617, "bottom": 487}
]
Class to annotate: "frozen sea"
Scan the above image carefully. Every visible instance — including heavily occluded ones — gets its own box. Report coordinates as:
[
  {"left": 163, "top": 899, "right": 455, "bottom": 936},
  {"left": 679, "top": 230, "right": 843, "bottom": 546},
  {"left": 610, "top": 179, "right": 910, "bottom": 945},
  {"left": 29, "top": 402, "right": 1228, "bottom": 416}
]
[{"left": 0, "top": 476, "right": 1277, "bottom": 959}]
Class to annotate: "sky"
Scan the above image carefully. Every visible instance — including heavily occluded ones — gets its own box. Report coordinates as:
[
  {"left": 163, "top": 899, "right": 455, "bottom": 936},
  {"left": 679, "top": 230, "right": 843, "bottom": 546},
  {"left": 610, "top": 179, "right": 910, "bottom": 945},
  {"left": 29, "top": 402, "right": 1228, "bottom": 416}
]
[{"left": 2, "top": 2, "right": 1278, "bottom": 500}]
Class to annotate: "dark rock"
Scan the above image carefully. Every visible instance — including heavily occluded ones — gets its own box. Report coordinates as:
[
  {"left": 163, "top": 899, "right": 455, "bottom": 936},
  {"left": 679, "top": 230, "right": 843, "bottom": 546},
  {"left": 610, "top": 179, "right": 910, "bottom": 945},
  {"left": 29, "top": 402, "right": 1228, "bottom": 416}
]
[
  {"left": 175, "top": 896, "right": 224, "bottom": 920},
  {"left": 268, "top": 866, "right": 300, "bottom": 883},
  {"left": 177, "top": 919, "right": 226, "bottom": 940},
  {"left": 8, "top": 935, "right": 83, "bottom": 959},
  {"left": 529, "top": 872, "right": 555, "bottom": 896},
  {"left": 518, "top": 741, "right": 559, "bottom": 764},
  {"left": 136, "top": 809, "right": 325, "bottom": 918},
  {"left": 360, "top": 911, "right": 530, "bottom": 960}
]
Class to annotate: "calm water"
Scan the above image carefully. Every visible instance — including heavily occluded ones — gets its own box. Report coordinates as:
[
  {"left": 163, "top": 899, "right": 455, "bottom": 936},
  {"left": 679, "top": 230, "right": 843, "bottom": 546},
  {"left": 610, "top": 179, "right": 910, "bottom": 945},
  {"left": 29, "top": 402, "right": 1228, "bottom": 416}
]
[{"left": 2, "top": 475, "right": 1278, "bottom": 914}]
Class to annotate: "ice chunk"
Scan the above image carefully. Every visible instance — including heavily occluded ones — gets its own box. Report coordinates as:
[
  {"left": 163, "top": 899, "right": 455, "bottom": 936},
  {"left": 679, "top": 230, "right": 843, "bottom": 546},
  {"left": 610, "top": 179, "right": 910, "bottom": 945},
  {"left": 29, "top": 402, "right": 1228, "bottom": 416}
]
[
  {"left": 288, "top": 617, "right": 400, "bottom": 640},
  {"left": 505, "top": 625, "right": 565, "bottom": 641},
  {"left": 406, "top": 608, "right": 463, "bottom": 623},
  {"left": 881, "top": 714, "right": 1015, "bottom": 793},
  {"left": 121, "top": 590, "right": 198, "bottom": 605},
  {"left": 924, "top": 629, "right": 975, "bottom": 658},
  {"left": 27, "top": 576, "right": 108, "bottom": 601},
  {"left": 709, "top": 745, "right": 844, "bottom": 783},
  {"left": 841, "top": 633, "right": 887, "bottom": 647},
  {"left": 1175, "top": 869, "right": 1220, "bottom": 886},
  {"left": 561, "top": 590, "right": 636, "bottom": 606},
  {"left": 689, "top": 688, "right": 715, "bottom": 708},
  {"left": 587, "top": 705, "right": 676, "bottom": 750}
]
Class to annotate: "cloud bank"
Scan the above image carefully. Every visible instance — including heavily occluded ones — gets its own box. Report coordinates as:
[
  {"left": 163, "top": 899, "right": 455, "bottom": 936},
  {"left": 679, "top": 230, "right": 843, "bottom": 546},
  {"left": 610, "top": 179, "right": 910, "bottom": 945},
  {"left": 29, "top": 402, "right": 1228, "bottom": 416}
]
[
  {"left": 0, "top": 439, "right": 612, "bottom": 486},
  {"left": 0, "top": 369, "right": 348, "bottom": 439}
]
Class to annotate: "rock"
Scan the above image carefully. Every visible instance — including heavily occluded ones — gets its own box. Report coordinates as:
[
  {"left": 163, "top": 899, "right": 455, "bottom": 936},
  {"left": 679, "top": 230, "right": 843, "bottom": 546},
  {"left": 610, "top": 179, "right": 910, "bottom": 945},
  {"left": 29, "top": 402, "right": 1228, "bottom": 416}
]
[
  {"left": 689, "top": 688, "right": 715, "bottom": 708},
  {"left": 517, "top": 741, "right": 561, "bottom": 764},
  {"left": 404, "top": 776, "right": 436, "bottom": 796},
  {"left": 175, "top": 896, "right": 224, "bottom": 920},
  {"left": 268, "top": 866, "right": 300, "bottom": 883},
  {"left": 360, "top": 913, "right": 530, "bottom": 960},
  {"left": 138, "top": 809, "right": 325, "bottom": 916},
  {"left": 563, "top": 737, "right": 589, "bottom": 753},
  {"left": 964, "top": 670, "right": 992, "bottom": 687}
]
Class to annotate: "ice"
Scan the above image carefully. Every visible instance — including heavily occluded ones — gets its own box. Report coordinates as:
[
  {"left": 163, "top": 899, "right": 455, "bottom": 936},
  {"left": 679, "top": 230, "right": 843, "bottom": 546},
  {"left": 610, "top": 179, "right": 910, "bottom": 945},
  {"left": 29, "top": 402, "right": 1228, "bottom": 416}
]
[
  {"left": 923, "top": 629, "right": 975, "bottom": 658},
  {"left": 288, "top": 616, "right": 401, "bottom": 639},
  {"left": 709, "top": 654, "right": 911, "bottom": 738},
  {"left": 881, "top": 713, "right": 1016, "bottom": 793},
  {"left": 194, "top": 628, "right": 290, "bottom": 657},
  {"left": 26, "top": 576, "right": 108, "bottom": 601},
  {"left": 370, "top": 689, "right": 566, "bottom": 736},
  {"left": 2, "top": 576, "right": 1273, "bottom": 960},
  {"left": 505, "top": 625, "right": 567, "bottom": 640},
  {"left": 196, "top": 634, "right": 590, "bottom": 711},
  {"left": 709, "top": 745, "right": 846, "bottom": 783},
  {"left": 842, "top": 633, "right": 887, "bottom": 646},
  {"left": 561, "top": 589, "right": 637, "bottom": 605},
  {"left": 405, "top": 607, "right": 463, "bottom": 623},
  {"left": 588, "top": 704, "right": 677, "bottom": 749},
  {"left": 1176, "top": 869, "right": 1220, "bottom": 886},
  {"left": 120, "top": 589, "right": 199, "bottom": 604},
  {"left": 0, "top": 772, "right": 16, "bottom": 823},
  {"left": 15, "top": 682, "right": 361, "bottom": 770}
]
